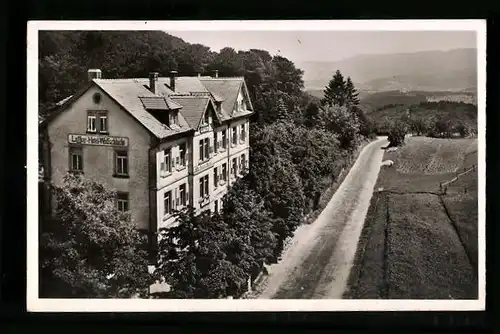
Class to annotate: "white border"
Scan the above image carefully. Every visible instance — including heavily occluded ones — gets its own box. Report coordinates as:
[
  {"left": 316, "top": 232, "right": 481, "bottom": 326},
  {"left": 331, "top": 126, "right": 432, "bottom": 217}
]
[{"left": 27, "top": 20, "right": 486, "bottom": 312}]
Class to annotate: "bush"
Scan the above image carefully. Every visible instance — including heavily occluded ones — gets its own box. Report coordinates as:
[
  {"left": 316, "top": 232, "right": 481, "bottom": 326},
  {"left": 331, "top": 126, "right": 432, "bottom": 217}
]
[{"left": 387, "top": 122, "right": 407, "bottom": 147}]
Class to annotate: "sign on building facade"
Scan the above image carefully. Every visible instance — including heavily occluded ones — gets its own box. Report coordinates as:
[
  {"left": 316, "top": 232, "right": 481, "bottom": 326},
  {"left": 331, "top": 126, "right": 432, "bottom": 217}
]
[{"left": 68, "top": 134, "right": 129, "bottom": 147}]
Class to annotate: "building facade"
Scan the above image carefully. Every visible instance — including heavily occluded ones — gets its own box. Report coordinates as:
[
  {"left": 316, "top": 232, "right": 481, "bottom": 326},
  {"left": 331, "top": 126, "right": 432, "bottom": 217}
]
[{"left": 40, "top": 69, "right": 253, "bottom": 252}]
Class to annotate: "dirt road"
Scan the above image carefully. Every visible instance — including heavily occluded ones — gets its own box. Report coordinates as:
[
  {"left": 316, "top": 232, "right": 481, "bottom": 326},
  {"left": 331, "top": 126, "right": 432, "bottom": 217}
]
[{"left": 254, "top": 137, "right": 389, "bottom": 299}]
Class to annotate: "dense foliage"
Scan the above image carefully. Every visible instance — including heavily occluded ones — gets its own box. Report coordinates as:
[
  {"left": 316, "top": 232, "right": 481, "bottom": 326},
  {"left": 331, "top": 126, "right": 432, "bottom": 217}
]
[
  {"left": 363, "top": 94, "right": 477, "bottom": 138},
  {"left": 39, "top": 174, "right": 151, "bottom": 298}
]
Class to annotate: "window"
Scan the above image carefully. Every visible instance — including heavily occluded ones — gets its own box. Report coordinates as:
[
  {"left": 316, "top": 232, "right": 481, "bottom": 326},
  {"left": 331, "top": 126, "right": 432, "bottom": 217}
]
[
  {"left": 205, "top": 138, "right": 210, "bottom": 159},
  {"left": 214, "top": 133, "right": 219, "bottom": 152},
  {"left": 222, "top": 130, "right": 227, "bottom": 149},
  {"left": 179, "top": 184, "right": 186, "bottom": 206},
  {"left": 179, "top": 143, "right": 186, "bottom": 167},
  {"left": 69, "top": 147, "right": 83, "bottom": 172},
  {"left": 99, "top": 116, "right": 108, "bottom": 133},
  {"left": 87, "top": 111, "right": 108, "bottom": 133},
  {"left": 199, "top": 175, "right": 209, "bottom": 198},
  {"left": 232, "top": 158, "right": 238, "bottom": 176},
  {"left": 214, "top": 167, "right": 218, "bottom": 187},
  {"left": 162, "top": 148, "right": 172, "bottom": 174},
  {"left": 164, "top": 190, "right": 172, "bottom": 216},
  {"left": 241, "top": 154, "right": 246, "bottom": 171},
  {"left": 87, "top": 115, "right": 97, "bottom": 132},
  {"left": 115, "top": 151, "right": 128, "bottom": 177},
  {"left": 232, "top": 127, "right": 237, "bottom": 145},
  {"left": 117, "top": 192, "right": 129, "bottom": 213},
  {"left": 241, "top": 124, "right": 246, "bottom": 142},
  {"left": 92, "top": 93, "right": 102, "bottom": 104},
  {"left": 222, "top": 163, "right": 227, "bottom": 182},
  {"left": 171, "top": 111, "right": 178, "bottom": 125},
  {"left": 199, "top": 138, "right": 210, "bottom": 162},
  {"left": 204, "top": 175, "right": 209, "bottom": 196}
]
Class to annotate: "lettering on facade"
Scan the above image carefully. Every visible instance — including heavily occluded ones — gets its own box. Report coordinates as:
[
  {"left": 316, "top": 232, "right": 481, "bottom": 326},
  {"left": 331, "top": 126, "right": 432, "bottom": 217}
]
[{"left": 68, "top": 134, "right": 129, "bottom": 147}]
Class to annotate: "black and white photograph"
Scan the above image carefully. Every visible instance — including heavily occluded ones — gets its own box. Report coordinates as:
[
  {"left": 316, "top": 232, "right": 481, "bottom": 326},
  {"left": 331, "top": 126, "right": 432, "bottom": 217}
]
[{"left": 28, "top": 20, "right": 485, "bottom": 312}]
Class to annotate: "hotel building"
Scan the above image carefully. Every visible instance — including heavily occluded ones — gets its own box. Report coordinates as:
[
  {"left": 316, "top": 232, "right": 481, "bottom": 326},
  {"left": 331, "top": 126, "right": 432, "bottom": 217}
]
[{"left": 40, "top": 69, "right": 253, "bottom": 253}]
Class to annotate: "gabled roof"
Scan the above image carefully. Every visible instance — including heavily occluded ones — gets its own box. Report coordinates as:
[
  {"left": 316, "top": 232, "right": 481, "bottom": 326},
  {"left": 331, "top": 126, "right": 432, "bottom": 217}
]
[
  {"left": 93, "top": 79, "right": 191, "bottom": 139},
  {"left": 169, "top": 95, "right": 213, "bottom": 129},
  {"left": 199, "top": 78, "right": 243, "bottom": 115},
  {"left": 42, "top": 74, "right": 254, "bottom": 140}
]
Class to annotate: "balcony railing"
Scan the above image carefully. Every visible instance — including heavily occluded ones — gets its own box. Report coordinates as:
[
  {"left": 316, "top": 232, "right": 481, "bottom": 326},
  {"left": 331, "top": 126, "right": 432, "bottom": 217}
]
[{"left": 199, "top": 195, "right": 210, "bottom": 207}]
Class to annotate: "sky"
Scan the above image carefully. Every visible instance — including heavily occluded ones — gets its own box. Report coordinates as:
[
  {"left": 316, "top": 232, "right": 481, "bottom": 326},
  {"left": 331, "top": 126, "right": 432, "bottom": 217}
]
[{"left": 168, "top": 31, "right": 477, "bottom": 63}]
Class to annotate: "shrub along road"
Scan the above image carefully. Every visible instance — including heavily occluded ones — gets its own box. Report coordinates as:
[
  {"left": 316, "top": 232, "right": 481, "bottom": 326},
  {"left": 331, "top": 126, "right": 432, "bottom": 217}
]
[{"left": 254, "top": 137, "right": 388, "bottom": 299}]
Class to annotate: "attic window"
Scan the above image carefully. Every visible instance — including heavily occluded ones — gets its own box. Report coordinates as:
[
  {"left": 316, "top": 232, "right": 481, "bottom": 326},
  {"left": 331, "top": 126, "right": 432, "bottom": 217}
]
[
  {"left": 170, "top": 111, "right": 179, "bottom": 126},
  {"left": 92, "top": 93, "right": 102, "bottom": 104}
]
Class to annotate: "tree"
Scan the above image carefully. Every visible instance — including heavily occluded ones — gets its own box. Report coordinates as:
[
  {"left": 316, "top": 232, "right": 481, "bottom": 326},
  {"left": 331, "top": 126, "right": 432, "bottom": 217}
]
[
  {"left": 207, "top": 47, "right": 240, "bottom": 77},
  {"left": 387, "top": 121, "right": 408, "bottom": 147},
  {"left": 321, "top": 70, "right": 346, "bottom": 107},
  {"left": 155, "top": 208, "right": 248, "bottom": 298},
  {"left": 276, "top": 96, "right": 289, "bottom": 121},
  {"left": 39, "top": 173, "right": 151, "bottom": 298},
  {"left": 352, "top": 105, "right": 376, "bottom": 139},
  {"left": 345, "top": 76, "right": 360, "bottom": 107},
  {"left": 409, "top": 117, "right": 431, "bottom": 136},
  {"left": 320, "top": 105, "right": 361, "bottom": 150},
  {"left": 270, "top": 55, "right": 305, "bottom": 96},
  {"left": 222, "top": 180, "right": 277, "bottom": 279},
  {"left": 432, "top": 119, "right": 453, "bottom": 138},
  {"left": 303, "top": 102, "right": 320, "bottom": 128}
]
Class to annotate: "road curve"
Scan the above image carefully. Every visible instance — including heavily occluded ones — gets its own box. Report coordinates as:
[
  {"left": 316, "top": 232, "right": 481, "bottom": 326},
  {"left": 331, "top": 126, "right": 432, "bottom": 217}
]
[{"left": 255, "top": 137, "right": 389, "bottom": 299}]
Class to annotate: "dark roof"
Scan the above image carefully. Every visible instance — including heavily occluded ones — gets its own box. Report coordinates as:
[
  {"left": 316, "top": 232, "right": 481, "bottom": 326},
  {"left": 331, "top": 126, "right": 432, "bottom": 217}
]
[{"left": 44, "top": 75, "right": 254, "bottom": 140}]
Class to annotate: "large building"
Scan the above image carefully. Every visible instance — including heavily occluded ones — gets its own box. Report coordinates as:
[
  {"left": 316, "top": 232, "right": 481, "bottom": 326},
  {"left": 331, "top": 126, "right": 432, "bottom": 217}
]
[{"left": 40, "top": 69, "right": 253, "bottom": 251}]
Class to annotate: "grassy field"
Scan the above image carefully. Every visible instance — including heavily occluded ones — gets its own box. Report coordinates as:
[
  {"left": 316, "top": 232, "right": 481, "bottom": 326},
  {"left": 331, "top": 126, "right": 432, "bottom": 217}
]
[{"left": 345, "top": 136, "right": 478, "bottom": 299}]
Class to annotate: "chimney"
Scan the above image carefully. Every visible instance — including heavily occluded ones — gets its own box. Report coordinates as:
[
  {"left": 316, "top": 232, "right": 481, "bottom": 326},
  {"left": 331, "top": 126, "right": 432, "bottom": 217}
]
[
  {"left": 169, "top": 71, "right": 178, "bottom": 92},
  {"left": 213, "top": 70, "right": 219, "bottom": 78},
  {"left": 88, "top": 69, "right": 102, "bottom": 82},
  {"left": 149, "top": 72, "right": 159, "bottom": 94}
]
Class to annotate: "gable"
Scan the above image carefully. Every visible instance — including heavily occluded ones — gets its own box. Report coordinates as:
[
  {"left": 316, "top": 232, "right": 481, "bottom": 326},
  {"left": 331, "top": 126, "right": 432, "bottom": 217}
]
[{"left": 46, "top": 84, "right": 152, "bottom": 144}]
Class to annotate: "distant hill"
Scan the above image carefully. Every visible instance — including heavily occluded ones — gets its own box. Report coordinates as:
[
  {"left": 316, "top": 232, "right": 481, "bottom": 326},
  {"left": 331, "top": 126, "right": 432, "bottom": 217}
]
[
  {"left": 298, "top": 48, "right": 477, "bottom": 93},
  {"left": 306, "top": 89, "right": 477, "bottom": 112}
]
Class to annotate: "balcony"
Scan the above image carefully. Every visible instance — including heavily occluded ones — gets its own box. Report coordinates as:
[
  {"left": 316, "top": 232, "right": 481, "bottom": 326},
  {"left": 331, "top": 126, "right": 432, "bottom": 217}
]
[{"left": 198, "top": 195, "right": 210, "bottom": 208}]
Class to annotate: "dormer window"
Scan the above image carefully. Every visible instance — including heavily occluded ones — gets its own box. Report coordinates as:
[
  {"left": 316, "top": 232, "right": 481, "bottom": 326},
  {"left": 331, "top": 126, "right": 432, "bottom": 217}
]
[{"left": 170, "top": 111, "right": 179, "bottom": 126}]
